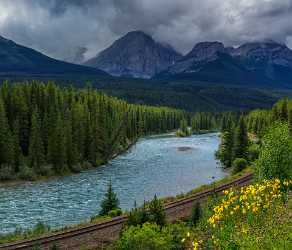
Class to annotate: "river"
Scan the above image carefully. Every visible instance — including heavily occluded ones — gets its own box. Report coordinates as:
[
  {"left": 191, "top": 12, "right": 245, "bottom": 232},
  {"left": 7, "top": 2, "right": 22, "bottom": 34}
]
[{"left": 0, "top": 132, "right": 226, "bottom": 234}]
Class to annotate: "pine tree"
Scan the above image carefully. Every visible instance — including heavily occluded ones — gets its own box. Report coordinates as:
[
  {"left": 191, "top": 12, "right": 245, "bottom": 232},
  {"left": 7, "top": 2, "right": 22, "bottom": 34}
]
[
  {"left": 148, "top": 194, "right": 166, "bottom": 226},
  {"left": 0, "top": 96, "right": 14, "bottom": 166},
  {"left": 11, "top": 119, "right": 23, "bottom": 172},
  {"left": 218, "top": 129, "right": 234, "bottom": 168},
  {"left": 47, "top": 113, "right": 67, "bottom": 174},
  {"left": 99, "top": 180, "right": 120, "bottom": 216},
  {"left": 64, "top": 112, "right": 79, "bottom": 170},
  {"left": 233, "top": 116, "right": 248, "bottom": 160},
  {"left": 28, "top": 110, "right": 45, "bottom": 173}
]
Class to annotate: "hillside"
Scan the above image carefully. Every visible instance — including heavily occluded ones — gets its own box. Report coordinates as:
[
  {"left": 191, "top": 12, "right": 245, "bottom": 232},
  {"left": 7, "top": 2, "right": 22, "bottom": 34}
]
[{"left": 0, "top": 36, "right": 108, "bottom": 77}]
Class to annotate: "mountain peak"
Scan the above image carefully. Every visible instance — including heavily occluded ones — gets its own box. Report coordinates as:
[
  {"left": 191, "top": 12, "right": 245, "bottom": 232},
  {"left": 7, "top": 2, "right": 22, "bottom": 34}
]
[
  {"left": 84, "top": 31, "right": 182, "bottom": 78},
  {"left": 124, "top": 30, "right": 151, "bottom": 38},
  {"left": 184, "top": 41, "right": 225, "bottom": 61}
]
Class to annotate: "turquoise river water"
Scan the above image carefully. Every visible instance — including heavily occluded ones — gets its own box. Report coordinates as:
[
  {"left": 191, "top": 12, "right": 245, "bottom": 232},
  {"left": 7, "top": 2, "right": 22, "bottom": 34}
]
[{"left": 0, "top": 133, "right": 227, "bottom": 234}]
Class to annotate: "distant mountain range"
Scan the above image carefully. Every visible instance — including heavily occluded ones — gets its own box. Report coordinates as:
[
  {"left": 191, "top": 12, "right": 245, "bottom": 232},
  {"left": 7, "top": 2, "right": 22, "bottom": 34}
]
[
  {"left": 157, "top": 40, "right": 292, "bottom": 87},
  {"left": 85, "top": 31, "right": 292, "bottom": 87},
  {"left": 0, "top": 36, "right": 108, "bottom": 77},
  {"left": 1, "top": 31, "right": 292, "bottom": 89},
  {"left": 84, "top": 31, "right": 182, "bottom": 79}
]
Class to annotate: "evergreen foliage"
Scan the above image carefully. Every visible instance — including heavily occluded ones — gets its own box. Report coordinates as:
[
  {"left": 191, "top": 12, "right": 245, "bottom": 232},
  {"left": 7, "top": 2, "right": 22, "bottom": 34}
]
[
  {"left": 0, "top": 81, "right": 184, "bottom": 181},
  {"left": 99, "top": 180, "right": 120, "bottom": 216},
  {"left": 127, "top": 195, "right": 166, "bottom": 227},
  {"left": 232, "top": 116, "right": 248, "bottom": 160}
]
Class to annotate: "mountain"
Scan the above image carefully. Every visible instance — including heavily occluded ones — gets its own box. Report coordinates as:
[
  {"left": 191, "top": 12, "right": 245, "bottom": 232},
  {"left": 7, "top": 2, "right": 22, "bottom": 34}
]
[
  {"left": 155, "top": 40, "right": 292, "bottom": 88},
  {"left": 0, "top": 36, "right": 108, "bottom": 76},
  {"left": 230, "top": 40, "right": 292, "bottom": 86},
  {"left": 84, "top": 31, "right": 182, "bottom": 78}
]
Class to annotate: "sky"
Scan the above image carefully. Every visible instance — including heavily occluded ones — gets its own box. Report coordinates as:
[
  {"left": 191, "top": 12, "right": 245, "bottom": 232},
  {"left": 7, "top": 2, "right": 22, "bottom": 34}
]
[{"left": 0, "top": 0, "right": 292, "bottom": 63}]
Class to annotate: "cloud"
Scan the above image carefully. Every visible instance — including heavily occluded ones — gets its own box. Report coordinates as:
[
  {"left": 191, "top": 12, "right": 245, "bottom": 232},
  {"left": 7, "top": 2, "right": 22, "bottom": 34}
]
[{"left": 0, "top": 0, "right": 292, "bottom": 62}]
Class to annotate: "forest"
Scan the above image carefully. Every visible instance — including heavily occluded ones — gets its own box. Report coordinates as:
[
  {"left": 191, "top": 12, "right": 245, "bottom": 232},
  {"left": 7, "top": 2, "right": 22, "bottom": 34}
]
[{"left": 0, "top": 81, "right": 185, "bottom": 181}]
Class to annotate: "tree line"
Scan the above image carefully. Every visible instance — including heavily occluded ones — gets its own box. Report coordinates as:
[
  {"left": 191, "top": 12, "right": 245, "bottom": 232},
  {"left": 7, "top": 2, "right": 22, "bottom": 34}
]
[
  {"left": 0, "top": 81, "right": 185, "bottom": 181},
  {"left": 217, "top": 98, "right": 292, "bottom": 178}
]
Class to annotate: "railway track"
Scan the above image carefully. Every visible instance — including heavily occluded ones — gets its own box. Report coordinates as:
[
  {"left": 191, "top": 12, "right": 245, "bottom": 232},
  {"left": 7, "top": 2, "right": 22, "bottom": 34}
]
[{"left": 0, "top": 173, "right": 253, "bottom": 250}]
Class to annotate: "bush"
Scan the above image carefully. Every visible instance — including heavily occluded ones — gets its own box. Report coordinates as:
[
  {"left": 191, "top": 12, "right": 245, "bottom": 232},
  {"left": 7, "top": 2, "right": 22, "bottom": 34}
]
[
  {"left": 148, "top": 195, "right": 166, "bottom": 227},
  {"left": 127, "top": 203, "right": 149, "bottom": 226},
  {"left": 0, "top": 164, "right": 16, "bottom": 181},
  {"left": 127, "top": 196, "right": 166, "bottom": 227},
  {"left": 70, "top": 163, "right": 83, "bottom": 173},
  {"left": 108, "top": 209, "right": 122, "bottom": 218},
  {"left": 232, "top": 158, "right": 248, "bottom": 174},
  {"left": 37, "top": 164, "right": 53, "bottom": 176},
  {"left": 113, "top": 223, "right": 173, "bottom": 250},
  {"left": 190, "top": 202, "right": 202, "bottom": 226},
  {"left": 18, "top": 165, "right": 37, "bottom": 181}
]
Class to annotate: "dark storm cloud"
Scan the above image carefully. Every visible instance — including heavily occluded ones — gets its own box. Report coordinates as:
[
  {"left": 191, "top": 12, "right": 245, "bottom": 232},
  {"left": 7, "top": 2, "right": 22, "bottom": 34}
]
[{"left": 0, "top": 0, "right": 292, "bottom": 62}]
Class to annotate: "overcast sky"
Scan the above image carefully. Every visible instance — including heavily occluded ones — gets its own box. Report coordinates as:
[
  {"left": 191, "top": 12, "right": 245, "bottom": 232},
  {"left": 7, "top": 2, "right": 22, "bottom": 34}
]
[{"left": 1, "top": 0, "right": 292, "bottom": 63}]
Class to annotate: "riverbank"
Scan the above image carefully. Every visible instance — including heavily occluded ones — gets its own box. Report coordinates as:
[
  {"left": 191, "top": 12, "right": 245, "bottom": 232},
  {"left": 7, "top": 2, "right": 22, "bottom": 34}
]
[
  {"left": 0, "top": 138, "right": 138, "bottom": 188},
  {"left": 0, "top": 169, "right": 252, "bottom": 245}
]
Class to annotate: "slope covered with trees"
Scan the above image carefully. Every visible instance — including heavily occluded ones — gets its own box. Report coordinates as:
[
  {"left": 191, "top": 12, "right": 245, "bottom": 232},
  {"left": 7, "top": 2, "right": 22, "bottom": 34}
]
[{"left": 0, "top": 81, "right": 184, "bottom": 181}]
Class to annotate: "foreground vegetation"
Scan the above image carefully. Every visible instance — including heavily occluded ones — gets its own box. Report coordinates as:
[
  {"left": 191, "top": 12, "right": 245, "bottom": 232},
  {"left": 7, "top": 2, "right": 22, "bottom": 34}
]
[
  {"left": 109, "top": 180, "right": 291, "bottom": 250},
  {"left": 109, "top": 99, "right": 292, "bottom": 250},
  {"left": 0, "top": 81, "right": 185, "bottom": 181}
]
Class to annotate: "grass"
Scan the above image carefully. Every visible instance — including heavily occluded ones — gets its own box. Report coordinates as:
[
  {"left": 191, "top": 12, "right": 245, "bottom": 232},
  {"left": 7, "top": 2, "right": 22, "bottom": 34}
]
[{"left": 161, "top": 167, "right": 253, "bottom": 204}]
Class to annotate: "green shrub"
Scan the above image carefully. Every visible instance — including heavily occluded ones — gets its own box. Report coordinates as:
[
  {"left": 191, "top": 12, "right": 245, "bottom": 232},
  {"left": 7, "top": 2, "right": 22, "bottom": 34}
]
[
  {"left": 148, "top": 195, "right": 166, "bottom": 227},
  {"left": 70, "top": 163, "right": 83, "bottom": 173},
  {"left": 127, "top": 203, "right": 149, "bottom": 226},
  {"left": 37, "top": 164, "right": 53, "bottom": 177},
  {"left": 113, "top": 223, "right": 173, "bottom": 250},
  {"left": 108, "top": 209, "right": 122, "bottom": 218},
  {"left": 18, "top": 165, "right": 37, "bottom": 181},
  {"left": 232, "top": 158, "right": 248, "bottom": 174},
  {"left": 190, "top": 202, "right": 202, "bottom": 226}
]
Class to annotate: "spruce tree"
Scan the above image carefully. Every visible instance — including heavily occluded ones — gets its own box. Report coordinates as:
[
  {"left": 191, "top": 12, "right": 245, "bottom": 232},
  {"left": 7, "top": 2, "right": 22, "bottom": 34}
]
[
  {"left": 233, "top": 116, "right": 248, "bottom": 160},
  {"left": 148, "top": 194, "right": 166, "bottom": 226},
  {"left": 0, "top": 96, "right": 13, "bottom": 166},
  {"left": 218, "top": 129, "right": 234, "bottom": 168},
  {"left": 11, "top": 119, "right": 23, "bottom": 172},
  {"left": 28, "top": 110, "right": 45, "bottom": 173},
  {"left": 99, "top": 180, "right": 120, "bottom": 216}
]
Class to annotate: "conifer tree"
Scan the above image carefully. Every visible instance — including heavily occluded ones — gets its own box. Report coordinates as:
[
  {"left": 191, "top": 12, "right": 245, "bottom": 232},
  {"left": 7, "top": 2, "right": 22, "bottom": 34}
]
[
  {"left": 148, "top": 194, "right": 166, "bottom": 226},
  {"left": 99, "top": 180, "right": 120, "bottom": 216},
  {"left": 218, "top": 128, "right": 234, "bottom": 168},
  {"left": 28, "top": 110, "right": 45, "bottom": 172},
  {"left": 233, "top": 116, "right": 248, "bottom": 160},
  {"left": 11, "top": 119, "right": 23, "bottom": 172},
  {"left": 0, "top": 96, "right": 13, "bottom": 166}
]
